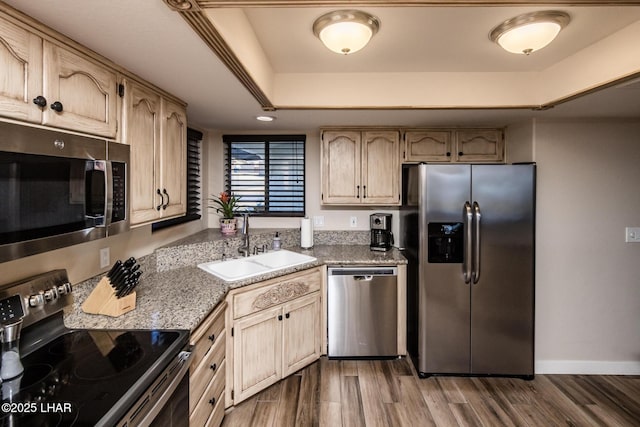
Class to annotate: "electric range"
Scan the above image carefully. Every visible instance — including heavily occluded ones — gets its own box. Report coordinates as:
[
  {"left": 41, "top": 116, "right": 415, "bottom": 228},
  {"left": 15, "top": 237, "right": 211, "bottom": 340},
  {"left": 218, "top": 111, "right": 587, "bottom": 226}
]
[{"left": 0, "top": 270, "right": 191, "bottom": 427}]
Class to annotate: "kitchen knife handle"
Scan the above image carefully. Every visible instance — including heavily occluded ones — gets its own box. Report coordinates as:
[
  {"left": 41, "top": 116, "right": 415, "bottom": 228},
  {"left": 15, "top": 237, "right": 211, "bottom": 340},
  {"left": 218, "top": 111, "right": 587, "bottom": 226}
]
[
  {"left": 462, "top": 201, "right": 473, "bottom": 284},
  {"left": 472, "top": 201, "right": 481, "bottom": 284}
]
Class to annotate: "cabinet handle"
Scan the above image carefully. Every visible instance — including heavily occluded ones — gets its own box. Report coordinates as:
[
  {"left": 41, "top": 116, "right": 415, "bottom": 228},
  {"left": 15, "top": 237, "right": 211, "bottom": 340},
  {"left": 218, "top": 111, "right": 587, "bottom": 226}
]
[
  {"left": 209, "top": 397, "right": 216, "bottom": 406},
  {"left": 33, "top": 96, "right": 47, "bottom": 107},
  {"left": 210, "top": 363, "right": 217, "bottom": 371},
  {"left": 285, "top": 312, "right": 290, "bottom": 319},
  {"left": 156, "top": 189, "right": 164, "bottom": 211},
  {"left": 356, "top": 185, "right": 360, "bottom": 199},
  {"left": 50, "top": 101, "right": 63, "bottom": 112},
  {"left": 363, "top": 185, "right": 367, "bottom": 199},
  {"left": 208, "top": 334, "right": 215, "bottom": 342},
  {"left": 278, "top": 314, "right": 283, "bottom": 321},
  {"left": 162, "top": 189, "right": 170, "bottom": 209}
]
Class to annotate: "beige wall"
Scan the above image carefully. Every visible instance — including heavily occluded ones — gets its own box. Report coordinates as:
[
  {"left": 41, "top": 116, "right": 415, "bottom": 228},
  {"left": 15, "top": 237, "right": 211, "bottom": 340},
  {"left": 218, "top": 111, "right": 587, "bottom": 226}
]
[{"left": 533, "top": 119, "right": 640, "bottom": 374}]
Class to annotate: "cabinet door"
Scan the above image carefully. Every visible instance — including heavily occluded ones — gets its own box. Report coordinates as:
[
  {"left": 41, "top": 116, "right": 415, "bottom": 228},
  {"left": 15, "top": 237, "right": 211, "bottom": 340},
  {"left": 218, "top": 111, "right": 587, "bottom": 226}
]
[
  {"left": 124, "top": 81, "right": 162, "bottom": 225},
  {"left": 42, "top": 41, "right": 117, "bottom": 138},
  {"left": 0, "top": 16, "right": 42, "bottom": 123},
  {"left": 233, "top": 306, "right": 282, "bottom": 404},
  {"left": 455, "top": 129, "right": 504, "bottom": 162},
  {"left": 321, "top": 130, "right": 361, "bottom": 204},
  {"left": 404, "top": 130, "right": 452, "bottom": 162},
  {"left": 282, "top": 292, "right": 321, "bottom": 377},
  {"left": 362, "top": 131, "right": 400, "bottom": 205},
  {"left": 160, "top": 98, "right": 187, "bottom": 218}
]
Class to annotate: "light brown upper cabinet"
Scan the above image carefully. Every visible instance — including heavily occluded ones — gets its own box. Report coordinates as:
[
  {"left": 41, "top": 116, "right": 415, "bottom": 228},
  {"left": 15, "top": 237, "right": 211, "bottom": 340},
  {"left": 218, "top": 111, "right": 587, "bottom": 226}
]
[
  {"left": 41, "top": 42, "right": 118, "bottom": 138},
  {"left": 404, "top": 129, "right": 505, "bottom": 163},
  {"left": 321, "top": 129, "right": 400, "bottom": 205},
  {"left": 0, "top": 15, "right": 118, "bottom": 138},
  {"left": 124, "top": 80, "right": 187, "bottom": 225},
  {"left": 0, "top": 15, "right": 43, "bottom": 124}
]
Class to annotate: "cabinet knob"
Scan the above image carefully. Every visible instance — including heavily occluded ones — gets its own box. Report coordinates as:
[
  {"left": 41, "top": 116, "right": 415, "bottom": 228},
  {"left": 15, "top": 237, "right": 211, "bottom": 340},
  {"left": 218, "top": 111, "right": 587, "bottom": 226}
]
[
  {"left": 209, "top": 397, "right": 216, "bottom": 406},
  {"left": 210, "top": 363, "right": 217, "bottom": 371},
  {"left": 208, "top": 334, "right": 215, "bottom": 342},
  {"left": 278, "top": 314, "right": 283, "bottom": 321},
  {"left": 446, "top": 152, "right": 451, "bottom": 157},
  {"left": 50, "top": 101, "right": 63, "bottom": 112},
  {"left": 285, "top": 312, "right": 290, "bottom": 319},
  {"left": 33, "top": 96, "right": 47, "bottom": 107},
  {"left": 458, "top": 152, "right": 464, "bottom": 156}
]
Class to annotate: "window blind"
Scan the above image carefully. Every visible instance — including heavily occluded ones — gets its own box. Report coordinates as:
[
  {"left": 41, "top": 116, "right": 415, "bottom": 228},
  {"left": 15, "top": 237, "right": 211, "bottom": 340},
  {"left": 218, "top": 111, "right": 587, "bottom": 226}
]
[{"left": 223, "top": 135, "right": 305, "bottom": 216}]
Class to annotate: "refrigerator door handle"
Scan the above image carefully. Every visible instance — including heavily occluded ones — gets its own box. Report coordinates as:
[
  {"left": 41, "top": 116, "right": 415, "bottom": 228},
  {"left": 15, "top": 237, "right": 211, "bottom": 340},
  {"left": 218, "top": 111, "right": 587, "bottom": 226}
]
[
  {"left": 463, "top": 201, "right": 473, "bottom": 284},
  {"left": 472, "top": 201, "right": 482, "bottom": 284}
]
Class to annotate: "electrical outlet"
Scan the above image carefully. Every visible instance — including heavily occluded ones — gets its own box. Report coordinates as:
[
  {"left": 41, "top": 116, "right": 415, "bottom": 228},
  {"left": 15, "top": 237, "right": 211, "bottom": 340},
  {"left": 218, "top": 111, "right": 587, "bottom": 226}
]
[
  {"left": 350, "top": 216, "right": 357, "bottom": 227},
  {"left": 625, "top": 227, "right": 640, "bottom": 242},
  {"left": 99, "top": 247, "right": 110, "bottom": 268},
  {"left": 313, "top": 215, "right": 324, "bottom": 227}
]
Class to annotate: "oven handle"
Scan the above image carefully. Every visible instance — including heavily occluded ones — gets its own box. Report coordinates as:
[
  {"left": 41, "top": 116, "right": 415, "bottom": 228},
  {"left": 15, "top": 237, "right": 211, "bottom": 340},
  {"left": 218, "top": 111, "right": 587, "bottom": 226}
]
[{"left": 135, "top": 349, "right": 192, "bottom": 426}]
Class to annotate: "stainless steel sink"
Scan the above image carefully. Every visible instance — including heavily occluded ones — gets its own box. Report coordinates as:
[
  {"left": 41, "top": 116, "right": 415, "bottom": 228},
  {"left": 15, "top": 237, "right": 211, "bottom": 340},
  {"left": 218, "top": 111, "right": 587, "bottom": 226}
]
[{"left": 198, "top": 249, "right": 316, "bottom": 282}]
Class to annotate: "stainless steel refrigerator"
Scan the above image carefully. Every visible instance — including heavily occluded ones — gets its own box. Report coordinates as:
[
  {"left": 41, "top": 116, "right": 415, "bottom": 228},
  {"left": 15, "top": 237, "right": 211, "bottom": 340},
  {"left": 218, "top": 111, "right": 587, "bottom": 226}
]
[{"left": 400, "top": 164, "right": 535, "bottom": 378}]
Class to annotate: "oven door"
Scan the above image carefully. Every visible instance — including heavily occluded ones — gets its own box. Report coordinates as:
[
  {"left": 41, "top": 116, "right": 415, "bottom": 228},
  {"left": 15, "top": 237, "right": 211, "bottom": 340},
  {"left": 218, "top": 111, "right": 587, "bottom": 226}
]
[{"left": 117, "top": 348, "right": 192, "bottom": 427}]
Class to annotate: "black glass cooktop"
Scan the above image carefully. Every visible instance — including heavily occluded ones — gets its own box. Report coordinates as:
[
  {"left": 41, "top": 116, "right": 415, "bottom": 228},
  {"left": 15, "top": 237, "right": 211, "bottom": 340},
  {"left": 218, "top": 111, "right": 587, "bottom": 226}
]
[{"left": 0, "top": 329, "right": 186, "bottom": 427}]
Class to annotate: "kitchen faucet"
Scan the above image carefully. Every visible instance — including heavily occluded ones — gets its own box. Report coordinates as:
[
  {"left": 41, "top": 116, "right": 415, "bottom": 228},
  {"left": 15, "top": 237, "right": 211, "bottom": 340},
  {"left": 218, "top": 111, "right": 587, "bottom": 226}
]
[{"left": 238, "top": 213, "right": 250, "bottom": 257}]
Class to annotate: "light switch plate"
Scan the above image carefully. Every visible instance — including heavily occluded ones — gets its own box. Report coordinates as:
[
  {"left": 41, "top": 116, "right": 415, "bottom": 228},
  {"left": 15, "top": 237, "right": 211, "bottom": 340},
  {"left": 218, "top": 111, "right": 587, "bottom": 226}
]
[
  {"left": 625, "top": 227, "right": 640, "bottom": 243},
  {"left": 313, "top": 216, "right": 324, "bottom": 227}
]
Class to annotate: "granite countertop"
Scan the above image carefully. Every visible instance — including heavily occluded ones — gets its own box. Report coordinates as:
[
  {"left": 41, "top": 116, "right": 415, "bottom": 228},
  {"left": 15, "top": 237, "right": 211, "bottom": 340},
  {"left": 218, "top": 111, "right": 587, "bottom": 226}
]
[{"left": 64, "top": 244, "right": 406, "bottom": 333}]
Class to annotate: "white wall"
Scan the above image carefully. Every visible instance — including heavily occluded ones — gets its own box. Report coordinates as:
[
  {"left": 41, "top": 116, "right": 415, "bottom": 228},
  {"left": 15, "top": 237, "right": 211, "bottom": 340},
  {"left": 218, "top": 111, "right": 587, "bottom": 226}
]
[{"left": 533, "top": 119, "right": 640, "bottom": 374}]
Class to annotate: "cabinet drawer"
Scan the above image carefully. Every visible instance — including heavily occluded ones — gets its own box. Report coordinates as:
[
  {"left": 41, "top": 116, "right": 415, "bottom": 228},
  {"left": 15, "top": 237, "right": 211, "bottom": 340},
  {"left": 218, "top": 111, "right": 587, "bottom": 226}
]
[
  {"left": 190, "top": 360, "right": 226, "bottom": 427},
  {"left": 189, "top": 330, "right": 225, "bottom": 414},
  {"left": 233, "top": 268, "right": 321, "bottom": 319},
  {"left": 190, "top": 303, "right": 225, "bottom": 370}
]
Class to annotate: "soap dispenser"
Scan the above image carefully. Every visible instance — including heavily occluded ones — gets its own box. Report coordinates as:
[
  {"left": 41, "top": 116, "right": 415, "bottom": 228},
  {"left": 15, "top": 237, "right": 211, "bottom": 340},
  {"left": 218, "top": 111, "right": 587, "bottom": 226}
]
[{"left": 272, "top": 232, "right": 281, "bottom": 250}]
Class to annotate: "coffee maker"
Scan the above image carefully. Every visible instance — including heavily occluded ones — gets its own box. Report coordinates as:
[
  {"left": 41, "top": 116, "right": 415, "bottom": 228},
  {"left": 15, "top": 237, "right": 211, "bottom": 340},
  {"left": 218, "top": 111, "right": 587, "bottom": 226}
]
[{"left": 370, "top": 213, "right": 393, "bottom": 251}]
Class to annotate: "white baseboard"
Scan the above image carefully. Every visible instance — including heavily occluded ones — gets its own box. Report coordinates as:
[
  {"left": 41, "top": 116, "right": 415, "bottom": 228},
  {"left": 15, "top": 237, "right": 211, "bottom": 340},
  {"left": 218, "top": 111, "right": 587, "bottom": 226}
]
[{"left": 535, "top": 360, "right": 640, "bottom": 375}]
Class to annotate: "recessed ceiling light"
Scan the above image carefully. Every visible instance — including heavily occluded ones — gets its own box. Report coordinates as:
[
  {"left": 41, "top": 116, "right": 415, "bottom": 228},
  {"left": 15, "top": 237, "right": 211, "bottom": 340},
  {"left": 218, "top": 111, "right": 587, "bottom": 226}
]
[{"left": 256, "top": 115, "right": 276, "bottom": 122}]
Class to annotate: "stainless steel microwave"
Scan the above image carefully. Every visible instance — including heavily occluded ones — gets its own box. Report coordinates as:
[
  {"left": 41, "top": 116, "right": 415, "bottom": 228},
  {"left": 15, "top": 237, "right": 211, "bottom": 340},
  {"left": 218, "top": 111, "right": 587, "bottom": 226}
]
[{"left": 0, "top": 122, "right": 129, "bottom": 263}]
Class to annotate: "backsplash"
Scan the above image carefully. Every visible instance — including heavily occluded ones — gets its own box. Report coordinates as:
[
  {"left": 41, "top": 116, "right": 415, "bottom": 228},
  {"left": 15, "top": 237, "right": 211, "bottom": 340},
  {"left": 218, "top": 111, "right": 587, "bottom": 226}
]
[{"left": 154, "top": 228, "right": 371, "bottom": 272}]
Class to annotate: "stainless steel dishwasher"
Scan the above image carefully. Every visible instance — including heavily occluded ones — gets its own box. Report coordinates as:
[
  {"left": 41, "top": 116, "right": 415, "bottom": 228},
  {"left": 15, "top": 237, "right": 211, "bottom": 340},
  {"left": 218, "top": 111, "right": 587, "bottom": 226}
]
[{"left": 327, "top": 266, "right": 398, "bottom": 358}]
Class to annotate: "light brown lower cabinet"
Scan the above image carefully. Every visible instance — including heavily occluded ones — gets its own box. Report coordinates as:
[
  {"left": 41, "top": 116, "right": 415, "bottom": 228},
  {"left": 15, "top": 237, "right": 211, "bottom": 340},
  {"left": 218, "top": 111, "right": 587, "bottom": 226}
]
[
  {"left": 226, "top": 267, "right": 323, "bottom": 405},
  {"left": 190, "top": 301, "right": 226, "bottom": 427}
]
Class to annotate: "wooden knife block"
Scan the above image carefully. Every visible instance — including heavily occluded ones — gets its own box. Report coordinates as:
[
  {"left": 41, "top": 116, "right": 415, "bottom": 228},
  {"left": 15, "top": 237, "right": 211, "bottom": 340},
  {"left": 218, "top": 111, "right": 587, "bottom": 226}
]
[{"left": 81, "top": 277, "right": 136, "bottom": 317}]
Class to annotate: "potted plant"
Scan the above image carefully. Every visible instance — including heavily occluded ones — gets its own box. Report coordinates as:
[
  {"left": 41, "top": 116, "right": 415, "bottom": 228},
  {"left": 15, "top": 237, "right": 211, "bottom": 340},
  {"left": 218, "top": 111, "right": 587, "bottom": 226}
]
[{"left": 209, "top": 191, "right": 242, "bottom": 234}]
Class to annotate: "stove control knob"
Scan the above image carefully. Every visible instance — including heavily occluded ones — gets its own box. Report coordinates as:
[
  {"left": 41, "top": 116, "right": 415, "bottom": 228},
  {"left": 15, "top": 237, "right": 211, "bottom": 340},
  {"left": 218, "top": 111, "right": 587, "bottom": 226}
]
[
  {"left": 29, "top": 293, "right": 45, "bottom": 308},
  {"left": 57, "top": 282, "right": 72, "bottom": 295},
  {"left": 44, "top": 287, "right": 59, "bottom": 302}
]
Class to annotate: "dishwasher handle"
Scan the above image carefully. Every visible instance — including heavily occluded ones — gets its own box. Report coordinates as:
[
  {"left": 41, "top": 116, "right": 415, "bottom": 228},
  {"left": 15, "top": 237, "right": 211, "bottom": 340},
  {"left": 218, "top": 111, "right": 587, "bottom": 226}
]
[
  {"left": 328, "top": 267, "right": 398, "bottom": 276},
  {"left": 354, "top": 275, "right": 374, "bottom": 281}
]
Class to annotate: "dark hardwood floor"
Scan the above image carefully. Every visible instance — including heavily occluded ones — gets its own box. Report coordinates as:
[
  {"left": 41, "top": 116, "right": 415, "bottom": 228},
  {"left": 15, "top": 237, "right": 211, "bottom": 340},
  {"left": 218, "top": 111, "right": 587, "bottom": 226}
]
[{"left": 222, "top": 357, "right": 640, "bottom": 426}]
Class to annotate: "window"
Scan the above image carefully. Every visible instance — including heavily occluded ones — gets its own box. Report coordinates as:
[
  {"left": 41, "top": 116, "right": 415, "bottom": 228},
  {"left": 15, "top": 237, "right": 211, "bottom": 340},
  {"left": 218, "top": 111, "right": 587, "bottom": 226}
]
[
  {"left": 152, "top": 128, "right": 202, "bottom": 231},
  {"left": 223, "top": 135, "right": 305, "bottom": 217}
]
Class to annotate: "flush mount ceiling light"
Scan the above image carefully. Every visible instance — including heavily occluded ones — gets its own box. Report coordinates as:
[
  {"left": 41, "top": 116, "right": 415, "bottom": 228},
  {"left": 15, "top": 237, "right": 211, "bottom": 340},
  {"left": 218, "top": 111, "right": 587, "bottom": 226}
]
[
  {"left": 489, "top": 11, "right": 570, "bottom": 55},
  {"left": 256, "top": 115, "right": 276, "bottom": 122},
  {"left": 313, "top": 10, "right": 380, "bottom": 55}
]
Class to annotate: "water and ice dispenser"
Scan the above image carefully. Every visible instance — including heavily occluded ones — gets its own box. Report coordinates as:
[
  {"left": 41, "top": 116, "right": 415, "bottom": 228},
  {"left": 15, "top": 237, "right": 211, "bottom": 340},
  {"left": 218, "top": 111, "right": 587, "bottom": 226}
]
[{"left": 427, "top": 222, "right": 464, "bottom": 263}]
